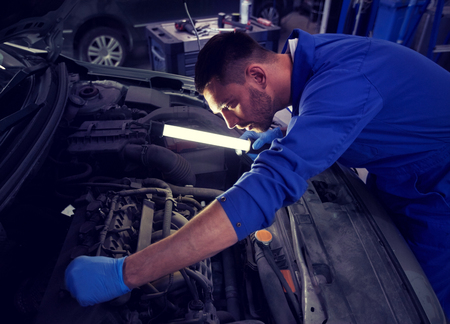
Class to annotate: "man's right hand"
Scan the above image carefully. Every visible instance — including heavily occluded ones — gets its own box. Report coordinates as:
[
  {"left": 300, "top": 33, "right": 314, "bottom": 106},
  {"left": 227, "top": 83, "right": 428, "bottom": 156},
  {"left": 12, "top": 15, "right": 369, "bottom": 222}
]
[
  {"left": 65, "top": 255, "right": 131, "bottom": 306},
  {"left": 64, "top": 201, "right": 238, "bottom": 307}
]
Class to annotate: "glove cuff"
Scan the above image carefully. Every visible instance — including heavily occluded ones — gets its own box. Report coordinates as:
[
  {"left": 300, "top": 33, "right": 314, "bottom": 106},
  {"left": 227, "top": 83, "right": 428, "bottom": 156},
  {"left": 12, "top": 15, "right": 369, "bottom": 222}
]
[
  {"left": 115, "top": 256, "right": 132, "bottom": 294},
  {"left": 273, "top": 127, "right": 283, "bottom": 138},
  {"left": 253, "top": 127, "right": 284, "bottom": 150}
]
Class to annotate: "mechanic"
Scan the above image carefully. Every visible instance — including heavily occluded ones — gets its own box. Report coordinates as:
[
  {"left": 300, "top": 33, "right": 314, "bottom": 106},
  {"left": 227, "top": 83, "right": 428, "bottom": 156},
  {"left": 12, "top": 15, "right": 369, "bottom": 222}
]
[{"left": 65, "top": 30, "right": 450, "bottom": 318}]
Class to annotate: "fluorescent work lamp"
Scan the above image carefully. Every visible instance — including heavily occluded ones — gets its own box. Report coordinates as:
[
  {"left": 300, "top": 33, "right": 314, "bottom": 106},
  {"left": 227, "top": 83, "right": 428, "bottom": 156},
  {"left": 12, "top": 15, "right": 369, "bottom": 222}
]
[{"left": 150, "top": 121, "right": 259, "bottom": 153}]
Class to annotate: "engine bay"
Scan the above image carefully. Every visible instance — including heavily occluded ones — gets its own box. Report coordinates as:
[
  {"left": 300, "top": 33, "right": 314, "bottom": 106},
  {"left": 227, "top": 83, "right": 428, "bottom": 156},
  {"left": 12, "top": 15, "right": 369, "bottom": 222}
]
[
  {"left": 1, "top": 64, "right": 281, "bottom": 324},
  {"left": 0, "top": 57, "right": 438, "bottom": 324}
]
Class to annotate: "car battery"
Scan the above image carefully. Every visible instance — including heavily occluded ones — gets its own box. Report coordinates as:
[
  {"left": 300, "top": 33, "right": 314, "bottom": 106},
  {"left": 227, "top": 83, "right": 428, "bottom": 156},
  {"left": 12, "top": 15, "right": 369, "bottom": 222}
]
[{"left": 146, "top": 16, "right": 280, "bottom": 77}]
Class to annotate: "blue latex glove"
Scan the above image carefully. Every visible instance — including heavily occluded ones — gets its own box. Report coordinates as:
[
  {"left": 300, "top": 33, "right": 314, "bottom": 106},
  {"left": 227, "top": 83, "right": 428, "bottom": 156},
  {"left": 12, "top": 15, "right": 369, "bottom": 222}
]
[
  {"left": 65, "top": 255, "right": 131, "bottom": 307},
  {"left": 239, "top": 127, "right": 284, "bottom": 160}
]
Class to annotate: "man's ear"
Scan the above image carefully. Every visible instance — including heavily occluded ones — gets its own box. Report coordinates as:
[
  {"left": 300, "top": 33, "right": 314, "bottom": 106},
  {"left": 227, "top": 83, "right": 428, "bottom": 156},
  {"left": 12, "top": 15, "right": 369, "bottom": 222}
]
[{"left": 246, "top": 65, "right": 266, "bottom": 89}]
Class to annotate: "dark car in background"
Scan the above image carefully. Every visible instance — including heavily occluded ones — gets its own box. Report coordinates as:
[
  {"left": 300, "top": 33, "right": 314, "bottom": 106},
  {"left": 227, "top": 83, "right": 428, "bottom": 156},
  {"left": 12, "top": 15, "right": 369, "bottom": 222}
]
[
  {"left": 0, "top": 1, "right": 447, "bottom": 324},
  {"left": 61, "top": 0, "right": 294, "bottom": 66}
]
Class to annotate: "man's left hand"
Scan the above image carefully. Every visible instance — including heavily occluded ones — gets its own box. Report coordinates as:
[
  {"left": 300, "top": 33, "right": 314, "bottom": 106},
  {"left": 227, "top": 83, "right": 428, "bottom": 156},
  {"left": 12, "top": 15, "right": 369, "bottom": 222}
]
[{"left": 238, "top": 127, "right": 284, "bottom": 160}]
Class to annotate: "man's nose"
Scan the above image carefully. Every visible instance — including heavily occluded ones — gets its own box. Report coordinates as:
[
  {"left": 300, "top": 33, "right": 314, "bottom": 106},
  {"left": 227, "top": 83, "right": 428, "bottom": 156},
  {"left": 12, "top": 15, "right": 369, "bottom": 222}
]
[{"left": 221, "top": 110, "right": 239, "bottom": 129}]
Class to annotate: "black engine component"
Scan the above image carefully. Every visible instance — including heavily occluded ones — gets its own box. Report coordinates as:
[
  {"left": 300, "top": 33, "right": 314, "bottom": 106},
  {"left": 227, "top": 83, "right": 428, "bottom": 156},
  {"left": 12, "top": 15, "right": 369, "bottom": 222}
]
[
  {"left": 35, "top": 176, "right": 271, "bottom": 324},
  {"left": 25, "top": 73, "right": 271, "bottom": 324}
]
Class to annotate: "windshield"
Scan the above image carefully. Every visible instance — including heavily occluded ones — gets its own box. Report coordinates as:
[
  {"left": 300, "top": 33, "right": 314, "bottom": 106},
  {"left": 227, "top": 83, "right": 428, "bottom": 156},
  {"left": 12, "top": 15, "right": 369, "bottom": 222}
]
[{"left": 0, "top": 46, "right": 32, "bottom": 121}]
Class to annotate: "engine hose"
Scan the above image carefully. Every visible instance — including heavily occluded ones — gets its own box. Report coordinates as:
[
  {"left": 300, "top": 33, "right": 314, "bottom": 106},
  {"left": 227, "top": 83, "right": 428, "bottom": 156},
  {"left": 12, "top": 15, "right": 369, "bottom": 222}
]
[
  {"left": 166, "top": 318, "right": 204, "bottom": 324},
  {"left": 168, "top": 183, "right": 224, "bottom": 201},
  {"left": 222, "top": 247, "right": 241, "bottom": 321},
  {"left": 176, "top": 202, "right": 196, "bottom": 219},
  {"left": 153, "top": 210, "right": 188, "bottom": 229},
  {"left": 141, "top": 178, "right": 171, "bottom": 190},
  {"left": 56, "top": 162, "right": 93, "bottom": 183},
  {"left": 96, "top": 195, "right": 119, "bottom": 256},
  {"left": 143, "top": 273, "right": 179, "bottom": 314},
  {"left": 179, "top": 197, "right": 203, "bottom": 210},
  {"left": 123, "top": 143, "right": 196, "bottom": 186},
  {"left": 143, "top": 178, "right": 174, "bottom": 239},
  {"left": 117, "top": 180, "right": 174, "bottom": 239},
  {"left": 139, "top": 290, "right": 167, "bottom": 300},
  {"left": 116, "top": 187, "right": 170, "bottom": 196},
  {"left": 71, "top": 182, "right": 130, "bottom": 190},
  {"left": 259, "top": 243, "right": 301, "bottom": 322},
  {"left": 151, "top": 230, "right": 177, "bottom": 243},
  {"left": 184, "top": 268, "right": 213, "bottom": 302},
  {"left": 255, "top": 243, "right": 301, "bottom": 324},
  {"left": 139, "top": 282, "right": 162, "bottom": 298},
  {"left": 117, "top": 187, "right": 173, "bottom": 239},
  {"left": 181, "top": 268, "right": 200, "bottom": 302},
  {"left": 150, "top": 272, "right": 187, "bottom": 295}
]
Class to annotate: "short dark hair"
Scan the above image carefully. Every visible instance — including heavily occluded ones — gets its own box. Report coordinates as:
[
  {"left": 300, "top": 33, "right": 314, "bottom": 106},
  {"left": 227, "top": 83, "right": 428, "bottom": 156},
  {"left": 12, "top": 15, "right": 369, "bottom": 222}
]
[{"left": 195, "top": 31, "right": 274, "bottom": 94}]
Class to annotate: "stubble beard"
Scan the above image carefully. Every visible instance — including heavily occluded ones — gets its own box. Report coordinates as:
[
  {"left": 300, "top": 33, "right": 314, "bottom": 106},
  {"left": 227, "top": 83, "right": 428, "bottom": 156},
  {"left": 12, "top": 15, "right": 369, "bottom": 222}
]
[{"left": 247, "top": 86, "right": 275, "bottom": 133}]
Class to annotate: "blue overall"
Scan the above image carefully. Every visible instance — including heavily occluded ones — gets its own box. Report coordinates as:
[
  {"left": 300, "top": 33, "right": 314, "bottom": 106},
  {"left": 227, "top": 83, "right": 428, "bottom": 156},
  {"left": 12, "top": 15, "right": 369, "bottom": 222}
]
[{"left": 217, "top": 30, "right": 450, "bottom": 316}]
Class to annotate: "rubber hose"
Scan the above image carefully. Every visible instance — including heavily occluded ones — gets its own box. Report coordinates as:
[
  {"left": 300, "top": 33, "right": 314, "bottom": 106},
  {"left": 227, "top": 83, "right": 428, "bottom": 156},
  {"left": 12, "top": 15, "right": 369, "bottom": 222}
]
[
  {"left": 151, "top": 229, "right": 177, "bottom": 243},
  {"left": 141, "top": 178, "right": 174, "bottom": 239},
  {"left": 181, "top": 269, "right": 200, "bottom": 302},
  {"left": 180, "top": 197, "right": 203, "bottom": 210},
  {"left": 222, "top": 247, "right": 241, "bottom": 321},
  {"left": 168, "top": 183, "right": 224, "bottom": 201},
  {"left": 175, "top": 202, "right": 196, "bottom": 219},
  {"left": 56, "top": 162, "right": 93, "bottom": 183},
  {"left": 116, "top": 186, "right": 173, "bottom": 238},
  {"left": 153, "top": 210, "right": 188, "bottom": 229},
  {"left": 254, "top": 242, "right": 298, "bottom": 324},
  {"left": 184, "top": 268, "right": 212, "bottom": 301},
  {"left": 123, "top": 144, "right": 196, "bottom": 186},
  {"left": 120, "top": 177, "right": 174, "bottom": 239},
  {"left": 260, "top": 244, "right": 302, "bottom": 322}
]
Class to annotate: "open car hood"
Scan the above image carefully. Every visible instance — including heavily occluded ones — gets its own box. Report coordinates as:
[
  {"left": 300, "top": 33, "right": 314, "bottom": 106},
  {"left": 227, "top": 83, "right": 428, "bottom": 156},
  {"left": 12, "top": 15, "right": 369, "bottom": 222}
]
[{"left": 0, "top": 0, "right": 77, "bottom": 62}]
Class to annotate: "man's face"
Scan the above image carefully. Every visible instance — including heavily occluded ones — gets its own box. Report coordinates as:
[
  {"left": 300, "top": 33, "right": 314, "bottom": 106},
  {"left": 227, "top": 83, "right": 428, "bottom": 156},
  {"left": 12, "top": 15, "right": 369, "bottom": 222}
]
[{"left": 203, "top": 78, "right": 275, "bottom": 133}]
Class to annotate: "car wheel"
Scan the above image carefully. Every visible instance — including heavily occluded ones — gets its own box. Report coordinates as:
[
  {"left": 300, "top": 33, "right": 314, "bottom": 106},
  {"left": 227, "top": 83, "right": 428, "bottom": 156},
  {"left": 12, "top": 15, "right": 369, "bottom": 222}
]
[
  {"left": 79, "top": 27, "right": 127, "bottom": 66},
  {"left": 254, "top": 1, "right": 281, "bottom": 26}
]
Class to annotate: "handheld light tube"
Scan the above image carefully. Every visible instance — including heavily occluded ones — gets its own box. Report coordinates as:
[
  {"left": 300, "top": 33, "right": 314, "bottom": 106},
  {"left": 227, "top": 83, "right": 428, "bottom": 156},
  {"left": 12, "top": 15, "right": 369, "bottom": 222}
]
[{"left": 162, "top": 124, "right": 251, "bottom": 152}]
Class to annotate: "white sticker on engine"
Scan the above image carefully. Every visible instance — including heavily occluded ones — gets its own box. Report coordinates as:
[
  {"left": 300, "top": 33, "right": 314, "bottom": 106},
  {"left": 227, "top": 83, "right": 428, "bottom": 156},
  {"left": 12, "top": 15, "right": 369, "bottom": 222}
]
[{"left": 61, "top": 205, "right": 75, "bottom": 217}]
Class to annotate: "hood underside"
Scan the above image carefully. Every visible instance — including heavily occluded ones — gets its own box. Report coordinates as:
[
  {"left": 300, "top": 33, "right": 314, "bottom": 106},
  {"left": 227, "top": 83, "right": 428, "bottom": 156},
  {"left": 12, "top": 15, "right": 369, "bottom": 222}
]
[{"left": 0, "top": 0, "right": 77, "bottom": 61}]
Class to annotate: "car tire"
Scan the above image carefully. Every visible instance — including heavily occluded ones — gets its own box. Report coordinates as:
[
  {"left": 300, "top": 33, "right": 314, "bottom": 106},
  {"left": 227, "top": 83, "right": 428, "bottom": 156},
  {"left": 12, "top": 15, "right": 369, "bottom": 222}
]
[
  {"left": 79, "top": 27, "right": 128, "bottom": 66},
  {"left": 254, "top": 0, "right": 282, "bottom": 26}
]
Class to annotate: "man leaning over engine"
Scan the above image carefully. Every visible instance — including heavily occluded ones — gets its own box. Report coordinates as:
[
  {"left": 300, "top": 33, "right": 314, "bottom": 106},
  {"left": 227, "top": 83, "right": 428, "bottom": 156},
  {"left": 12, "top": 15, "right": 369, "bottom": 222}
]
[{"left": 65, "top": 30, "right": 450, "bottom": 319}]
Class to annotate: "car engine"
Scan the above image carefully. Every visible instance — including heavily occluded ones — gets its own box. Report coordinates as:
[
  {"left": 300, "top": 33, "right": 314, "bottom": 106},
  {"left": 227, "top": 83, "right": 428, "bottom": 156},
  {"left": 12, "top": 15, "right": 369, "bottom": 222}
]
[{"left": 4, "top": 69, "right": 281, "bottom": 324}]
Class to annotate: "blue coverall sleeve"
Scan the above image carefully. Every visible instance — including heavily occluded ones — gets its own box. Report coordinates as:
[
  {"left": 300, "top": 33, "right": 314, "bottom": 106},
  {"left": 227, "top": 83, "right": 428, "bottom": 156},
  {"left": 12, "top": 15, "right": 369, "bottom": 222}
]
[{"left": 218, "top": 69, "right": 384, "bottom": 241}]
